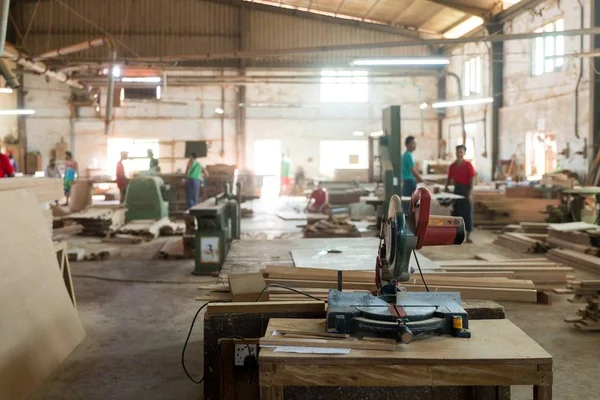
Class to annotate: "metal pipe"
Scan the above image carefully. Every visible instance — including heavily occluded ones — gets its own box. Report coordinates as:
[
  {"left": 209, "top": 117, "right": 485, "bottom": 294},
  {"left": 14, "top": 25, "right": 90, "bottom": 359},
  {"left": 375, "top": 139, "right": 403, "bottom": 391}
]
[
  {"left": 220, "top": 86, "right": 225, "bottom": 157},
  {"left": 0, "top": 0, "right": 9, "bottom": 57},
  {"left": 133, "top": 27, "right": 600, "bottom": 62},
  {"left": 105, "top": 50, "right": 117, "bottom": 135},
  {"left": 4, "top": 44, "right": 84, "bottom": 88},
  {"left": 444, "top": 72, "right": 467, "bottom": 145},
  {"left": 32, "top": 37, "right": 108, "bottom": 62},
  {"left": 574, "top": 0, "right": 584, "bottom": 139}
]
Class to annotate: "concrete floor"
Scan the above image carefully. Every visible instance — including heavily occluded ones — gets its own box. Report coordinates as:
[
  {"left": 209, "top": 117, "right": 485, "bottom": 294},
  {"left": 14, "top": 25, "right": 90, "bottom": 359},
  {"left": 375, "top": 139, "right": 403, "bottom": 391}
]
[{"left": 31, "top": 204, "right": 600, "bottom": 400}]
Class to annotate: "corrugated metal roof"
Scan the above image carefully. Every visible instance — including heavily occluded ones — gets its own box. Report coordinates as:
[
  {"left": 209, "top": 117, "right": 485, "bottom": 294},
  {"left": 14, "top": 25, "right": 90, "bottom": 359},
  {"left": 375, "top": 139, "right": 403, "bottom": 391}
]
[{"left": 12, "top": 0, "right": 432, "bottom": 66}]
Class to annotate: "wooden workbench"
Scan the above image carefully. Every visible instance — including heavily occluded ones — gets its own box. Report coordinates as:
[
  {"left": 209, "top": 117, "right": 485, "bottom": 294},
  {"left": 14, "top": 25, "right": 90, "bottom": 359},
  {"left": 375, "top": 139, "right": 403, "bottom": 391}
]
[{"left": 259, "top": 319, "right": 553, "bottom": 400}]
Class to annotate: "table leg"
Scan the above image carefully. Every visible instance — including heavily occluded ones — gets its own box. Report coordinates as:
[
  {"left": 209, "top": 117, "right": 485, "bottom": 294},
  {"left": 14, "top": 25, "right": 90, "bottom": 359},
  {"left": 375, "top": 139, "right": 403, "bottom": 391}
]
[
  {"left": 533, "top": 385, "right": 552, "bottom": 400},
  {"left": 260, "top": 385, "right": 284, "bottom": 400}
]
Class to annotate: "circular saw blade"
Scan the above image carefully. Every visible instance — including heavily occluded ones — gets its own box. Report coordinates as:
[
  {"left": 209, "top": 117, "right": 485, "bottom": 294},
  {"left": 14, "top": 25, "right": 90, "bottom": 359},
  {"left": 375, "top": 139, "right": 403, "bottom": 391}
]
[{"left": 383, "top": 194, "right": 417, "bottom": 281}]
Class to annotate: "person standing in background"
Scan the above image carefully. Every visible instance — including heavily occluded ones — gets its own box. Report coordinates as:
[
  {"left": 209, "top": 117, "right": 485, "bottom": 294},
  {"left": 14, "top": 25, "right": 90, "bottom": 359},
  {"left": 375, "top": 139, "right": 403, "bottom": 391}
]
[
  {"left": 0, "top": 152, "right": 14, "bottom": 178},
  {"left": 444, "top": 145, "right": 476, "bottom": 243},
  {"left": 184, "top": 152, "right": 209, "bottom": 209},
  {"left": 64, "top": 151, "right": 79, "bottom": 206},
  {"left": 45, "top": 159, "right": 61, "bottom": 178},
  {"left": 280, "top": 153, "right": 292, "bottom": 195},
  {"left": 116, "top": 152, "right": 129, "bottom": 203},
  {"left": 401, "top": 136, "right": 425, "bottom": 210},
  {"left": 147, "top": 149, "right": 159, "bottom": 174},
  {"left": 7, "top": 151, "right": 17, "bottom": 172}
]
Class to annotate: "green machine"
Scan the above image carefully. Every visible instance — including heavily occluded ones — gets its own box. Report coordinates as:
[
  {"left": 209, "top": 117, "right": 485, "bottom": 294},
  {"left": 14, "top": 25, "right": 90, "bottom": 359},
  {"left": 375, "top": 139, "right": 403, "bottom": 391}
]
[
  {"left": 380, "top": 105, "right": 403, "bottom": 211},
  {"left": 189, "top": 185, "right": 241, "bottom": 275},
  {"left": 125, "top": 176, "right": 170, "bottom": 221}
]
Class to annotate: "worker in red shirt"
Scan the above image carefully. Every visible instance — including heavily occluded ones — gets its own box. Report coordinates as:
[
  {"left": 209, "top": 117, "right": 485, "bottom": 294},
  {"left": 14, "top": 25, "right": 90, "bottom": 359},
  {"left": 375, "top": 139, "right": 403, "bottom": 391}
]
[
  {"left": 444, "top": 145, "right": 476, "bottom": 243},
  {"left": 0, "top": 152, "right": 15, "bottom": 178},
  {"left": 305, "top": 182, "right": 330, "bottom": 214},
  {"left": 116, "top": 151, "right": 129, "bottom": 203}
]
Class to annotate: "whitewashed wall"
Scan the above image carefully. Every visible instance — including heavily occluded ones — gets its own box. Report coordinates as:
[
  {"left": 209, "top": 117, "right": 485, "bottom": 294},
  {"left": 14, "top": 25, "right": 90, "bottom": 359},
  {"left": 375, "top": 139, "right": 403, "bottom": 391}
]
[
  {"left": 501, "top": 0, "right": 591, "bottom": 176},
  {"left": 22, "top": 73, "right": 439, "bottom": 178}
]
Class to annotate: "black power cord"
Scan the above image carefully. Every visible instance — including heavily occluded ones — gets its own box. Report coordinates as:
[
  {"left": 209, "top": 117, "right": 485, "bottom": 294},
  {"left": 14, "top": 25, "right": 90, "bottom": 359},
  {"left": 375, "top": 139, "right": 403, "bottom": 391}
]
[
  {"left": 413, "top": 249, "right": 430, "bottom": 292},
  {"left": 182, "top": 301, "right": 255, "bottom": 384},
  {"left": 253, "top": 283, "right": 326, "bottom": 302}
]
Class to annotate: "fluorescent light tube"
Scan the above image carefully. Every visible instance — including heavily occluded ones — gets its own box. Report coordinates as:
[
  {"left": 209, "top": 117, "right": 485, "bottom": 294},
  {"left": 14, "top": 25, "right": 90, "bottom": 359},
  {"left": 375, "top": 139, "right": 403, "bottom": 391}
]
[
  {"left": 351, "top": 58, "right": 449, "bottom": 66},
  {"left": 121, "top": 77, "right": 162, "bottom": 83},
  {"left": 432, "top": 97, "right": 493, "bottom": 108},
  {"left": 0, "top": 109, "right": 35, "bottom": 115}
]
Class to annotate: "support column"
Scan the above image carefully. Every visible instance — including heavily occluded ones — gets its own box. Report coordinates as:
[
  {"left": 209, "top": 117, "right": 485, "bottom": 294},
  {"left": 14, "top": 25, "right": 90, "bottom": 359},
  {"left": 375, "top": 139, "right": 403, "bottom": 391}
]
[
  {"left": 437, "top": 74, "right": 446, "bottom": 159},
  {"left": 489, "top": 21, "right": 504, "bottom": 180},
  {"left": 236, "top": 3, "right": 248, "bottom": 169},
  {"left": 591, "top": 0, "right": 600, "bottom": 158}
]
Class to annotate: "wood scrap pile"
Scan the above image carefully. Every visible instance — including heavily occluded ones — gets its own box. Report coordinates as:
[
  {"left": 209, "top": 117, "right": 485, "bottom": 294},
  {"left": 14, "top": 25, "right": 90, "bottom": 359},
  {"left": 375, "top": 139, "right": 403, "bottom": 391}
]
[
  {"left": 303, "top": 214, "right": 361, "bottom": 238},
  {"left": 52, "top": 224, "right": 83, "bottom": 241},
  {"left": 541, "top": 171, "right": 578, "bottom": 189},
  {"left": 474, "top": 192, "right": 557, "bottom": 227},
  {"left": 559, "top": 280, "right": 600, "bottom": 330},
  {"left": 201, "top": 164, "right": 236, "bottom": 201},
  {"left": 61, "top": 208, "right": 126, "bottom": 236},
  {"left": 117, "top": 217, "right": 174, "bottom": 240},
  {"left": 493, "top": 232, "right": 548, "bottom": 253},
  {"left": 159, "top": 173, "right": 187, "bottom": 217}
]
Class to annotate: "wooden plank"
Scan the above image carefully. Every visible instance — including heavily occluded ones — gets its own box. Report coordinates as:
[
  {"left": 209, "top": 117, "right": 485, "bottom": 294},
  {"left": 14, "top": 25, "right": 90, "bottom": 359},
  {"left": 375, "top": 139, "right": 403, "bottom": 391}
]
[
  {"left": 229, "top": 273, "right": 269, "bottom": 302},
  {"left": 264, "top": 278, "right": 376, "bottom": 291},
  {"left": 404, "top": 276, "right": 535, "bottom": 290},
  {"left": 206, "top": 301, "right": 325, "bottom": 315},
  {"left": 404, "top": 285, "right": 538, "bottom": 303},
  {"left": 263, "top": 265, "right": 374, "bottom": 282},
  {"left": 0, "top": 190, "right": 85, "bottom": 400},
  {"left": 474, "top": 253, "right": 508, "bottom": 262},
  {"left": 260, "top": 337, "right": 396, "bottom": 351},
  {"left": 549, "top": 222, "right": 600, "bottom": 232},
  {"left": 0, "top": 177, "right": 63, "bottom": 203},
  {"left": 261, "top": 319, "right": 552, "bottom": 364},
  {"left": 437, "top": 260, "right": 559, "bottom": 268}
]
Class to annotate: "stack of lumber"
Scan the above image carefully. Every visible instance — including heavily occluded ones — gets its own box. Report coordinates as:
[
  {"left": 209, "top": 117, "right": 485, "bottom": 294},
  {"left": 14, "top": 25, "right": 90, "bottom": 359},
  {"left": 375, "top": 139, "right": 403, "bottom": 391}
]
[
  {"left": 546, "top": 230, "right": 600, "bottom": 256},
  {"left": 52, "top": 224, "right": 83, "bottom": 241},
  {"left": 559, "top": 280, "right": 600, "bottom": 330},
  {"left": 201, "top": 164, "right": 236, "bottom": 201},
  {"left": 303, "top": 214, "right": 361, "bottom": 238},
  {"left": 547, "top": 249, "right": 600, "bottom": 273},
  {"left": 199, "top": 265, "right": 542, "bottom": 303},
  {"left": 493, "top": 232, "right": 547, "bottom": 253},
  {"left": 521, "top": 222, "right": 549, "bottom": 234},
  {"left": 474, "top": 192, "right": 557, "bottom": 226},
  {"left": 541, "top": 171, "right": 577, "bottom": 189},
  {"left": 61, "top": 208, "right": 126, "bottom": 236},
  {"left": 159, "top": 173, "right": 187, "bottom": 217},
  {"left": 117, "top": 217, "right": 174, "bottom": 240},
  {"left": 436, "top": 259, "right": 573, "bottom": 290}
]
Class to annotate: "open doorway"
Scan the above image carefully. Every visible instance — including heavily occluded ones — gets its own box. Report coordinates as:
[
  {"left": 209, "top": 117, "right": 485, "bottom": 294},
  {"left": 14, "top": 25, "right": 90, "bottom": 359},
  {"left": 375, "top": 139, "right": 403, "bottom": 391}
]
[
  {"left": 107, "top": 138, "right": 159, "bottom": 177},
  {"left": 525, "top": 132, "right": 557, "bottom": 180},
  {"left": 253, "top": 139, "right": 281, "bottom": 199}
]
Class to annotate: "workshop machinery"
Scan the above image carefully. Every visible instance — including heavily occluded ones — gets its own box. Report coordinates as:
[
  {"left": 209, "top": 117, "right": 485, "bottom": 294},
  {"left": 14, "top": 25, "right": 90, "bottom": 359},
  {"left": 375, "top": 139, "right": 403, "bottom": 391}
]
[
  {"left": 124, "top": 176, "right": 169, "bottom": 221},
  {"left": 189, "top": 183, "right": 241, "bottom": 275},
  {"left": 327, "top": 187, "right": 471, "bottom": 343}
]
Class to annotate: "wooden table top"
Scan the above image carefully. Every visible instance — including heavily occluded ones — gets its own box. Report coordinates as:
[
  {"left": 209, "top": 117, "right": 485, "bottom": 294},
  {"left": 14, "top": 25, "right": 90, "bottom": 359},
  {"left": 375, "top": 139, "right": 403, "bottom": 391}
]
[{"left": 260, "top": 318, "right": 552, "bottom": 365}]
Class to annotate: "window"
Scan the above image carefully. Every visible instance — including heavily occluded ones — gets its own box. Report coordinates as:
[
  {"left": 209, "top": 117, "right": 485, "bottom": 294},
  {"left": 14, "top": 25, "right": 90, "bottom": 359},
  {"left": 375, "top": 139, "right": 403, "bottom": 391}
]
[
  {"left": 463, "top": 56, "right": 482, "bottom": 96},
  {"left": 320, "top": 70, "right": 368, "bottom": 103},
  {"left": 120, "top": 86, "right": 162, "bottom": 101},
  {"left": 107, "top": 138, "right": 159, "bottom": 177},
  {"left": 319, "top": 140, "right": 368, "bottom": 177},
  {"left": 532, "top": 19, "right": 564, "bottom": 76}
]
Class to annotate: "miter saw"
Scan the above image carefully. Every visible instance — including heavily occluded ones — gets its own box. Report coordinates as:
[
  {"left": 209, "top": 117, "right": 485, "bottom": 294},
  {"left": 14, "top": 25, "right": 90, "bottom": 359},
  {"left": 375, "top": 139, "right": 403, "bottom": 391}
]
[{"left": 326, "top": 187, "right": 471, "bottom": 343}]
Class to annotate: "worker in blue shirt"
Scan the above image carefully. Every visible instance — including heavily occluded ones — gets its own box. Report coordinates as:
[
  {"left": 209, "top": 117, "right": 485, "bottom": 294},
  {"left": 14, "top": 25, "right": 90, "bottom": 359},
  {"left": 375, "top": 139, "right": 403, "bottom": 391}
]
[{"left": 401, "top": 136, "right": 425, "bottom": 211}]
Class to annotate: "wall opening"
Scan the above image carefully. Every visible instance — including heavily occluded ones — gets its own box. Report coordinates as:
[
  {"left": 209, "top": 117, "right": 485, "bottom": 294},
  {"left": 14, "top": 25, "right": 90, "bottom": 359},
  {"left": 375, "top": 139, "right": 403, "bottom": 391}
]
[
  {"left": 319, "top": 140, "right": 368, "bottom": 178},
  {"left": 253, "top": 139, "right": 281, "bottom": 199},
  {"left": 525, "top": 132, "right": 557, "bottom": 180},
  {"left": 107, "top": 138, "right": 159, "bottom": 178}
]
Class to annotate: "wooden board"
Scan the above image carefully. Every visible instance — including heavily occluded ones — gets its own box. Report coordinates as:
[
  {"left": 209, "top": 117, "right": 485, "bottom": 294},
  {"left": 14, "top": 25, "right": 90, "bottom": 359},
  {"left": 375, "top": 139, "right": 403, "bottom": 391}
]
[
  {"left": 0, "top": 177, "right": 62, "bottom": 203},
  {"left": 276, "top": 211, "right": 328, "bottom": 221},
  {"left": 261, "top": 319, "right": 552, "bottom": 364},
  {"left": 229, "top": 273, "right": 269, "bottom": 302},
  {"left": 549, "top": 222, "right": 600, "bottom": 232},
  {"left": 291, "top": 248, "right": 441, "bottom": 272},
  {"left": 0, "top": 190, "right": 85, "bottom": 400},
  {"left": 474, "top": 253, "right": 508, "bottom": 262},
  {"left": 206, "top": 301, "right": 325, "bottom": 316}
]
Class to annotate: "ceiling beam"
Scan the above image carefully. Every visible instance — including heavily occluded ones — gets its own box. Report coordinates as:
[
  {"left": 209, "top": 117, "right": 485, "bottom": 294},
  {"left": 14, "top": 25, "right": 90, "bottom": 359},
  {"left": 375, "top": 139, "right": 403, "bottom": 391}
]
[
  {"left": 390, "top": 0, "right": 418, "bottom": 26},
  {"left": 494, "top": 0, "right": 547, "bottom": 23},
  {"left": 425, "top": 0, "right": 491, "bottom": 19},
  {"left": 334, "top": 0, "right": 348, "bottom": 15},
  {"left": 202, "top": 0, "right": 422, "bottom": 39},
  {"left": 362, "top": 0, "right": 382, "bottom": 21}
]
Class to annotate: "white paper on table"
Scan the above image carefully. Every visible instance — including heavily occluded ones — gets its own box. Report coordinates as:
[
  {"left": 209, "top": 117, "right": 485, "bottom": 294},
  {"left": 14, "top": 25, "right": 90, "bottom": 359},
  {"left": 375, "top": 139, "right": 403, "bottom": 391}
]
[{"left": 273, "top": 346, "right": 350, "bottom": 354}]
